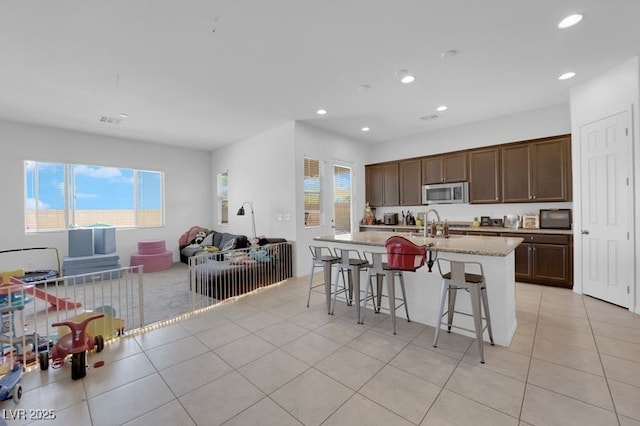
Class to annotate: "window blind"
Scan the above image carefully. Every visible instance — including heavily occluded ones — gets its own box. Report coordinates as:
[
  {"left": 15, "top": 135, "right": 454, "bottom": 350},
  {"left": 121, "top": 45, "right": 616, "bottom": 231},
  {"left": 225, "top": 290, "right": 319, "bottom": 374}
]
[{"left": 304, "top": 157, "right": 321, "bottom": 227}]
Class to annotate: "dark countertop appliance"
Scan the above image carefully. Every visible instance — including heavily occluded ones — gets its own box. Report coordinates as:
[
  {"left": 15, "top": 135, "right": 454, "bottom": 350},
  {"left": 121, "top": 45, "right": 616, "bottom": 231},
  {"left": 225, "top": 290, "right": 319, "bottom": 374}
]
[
  {"left": 539, "top": 209, "right": 572, "bottom": 229},
  {"left": 384, "top": 213, "right": 399, "bottom": 225}
]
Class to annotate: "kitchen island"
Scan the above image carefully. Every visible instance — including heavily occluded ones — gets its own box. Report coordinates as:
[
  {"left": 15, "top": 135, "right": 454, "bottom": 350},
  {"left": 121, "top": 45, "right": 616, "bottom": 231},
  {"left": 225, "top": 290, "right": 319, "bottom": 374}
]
[{"left": 314, "top": 231, "right": 523, "bottom": 346}]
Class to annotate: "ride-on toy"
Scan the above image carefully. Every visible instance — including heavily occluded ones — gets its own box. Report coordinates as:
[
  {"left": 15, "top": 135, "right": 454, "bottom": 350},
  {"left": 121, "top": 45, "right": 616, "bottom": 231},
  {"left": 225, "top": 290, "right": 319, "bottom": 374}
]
[
  {"left": 0, "top": 362, "right": 24, "bottom": 403},
  {"left": 39, "top": 313, "right": 105, "bottom": 380},
  {"left": 57, "top": 306, "right": 125, "bottom": 342}
]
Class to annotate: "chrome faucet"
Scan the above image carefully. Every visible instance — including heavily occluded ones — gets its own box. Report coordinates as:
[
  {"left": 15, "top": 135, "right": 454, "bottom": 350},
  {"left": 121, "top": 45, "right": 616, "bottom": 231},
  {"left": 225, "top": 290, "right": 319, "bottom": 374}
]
[{"left": 423, "top": 208, "right": 442, "bottom": 237}]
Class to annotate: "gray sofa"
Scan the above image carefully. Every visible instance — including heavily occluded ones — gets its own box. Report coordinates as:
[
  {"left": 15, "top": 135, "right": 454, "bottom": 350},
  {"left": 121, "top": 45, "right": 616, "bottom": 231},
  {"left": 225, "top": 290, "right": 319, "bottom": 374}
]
[
  {"left": 179, "top": 229, "right": 249, "bottom": 264},
  {"left": 190, "top": 240, "right": 293, "bottom": 300}
]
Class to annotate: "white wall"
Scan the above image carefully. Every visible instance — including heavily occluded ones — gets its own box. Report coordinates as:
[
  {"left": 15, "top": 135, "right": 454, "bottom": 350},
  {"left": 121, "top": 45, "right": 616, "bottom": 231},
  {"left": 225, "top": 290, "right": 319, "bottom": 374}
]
[
  {"left": 368, "top": 103, "right": 570, "bottom": 163},
  {"left": 209, "top": 122, "right": 297, "bottom": 242},
  {"left": 209, "top": 121, "right": 367, "bottom": 278},
  {"left": 0, "top": 119, "right": 213, "bottom": 269},
  {"left": 293, "top": 122, "right": 369, "bottom": 277},
  {"left": 570, "top": 56, "right": 640, "bottom": 313},
  {"left": 366, "top": 104, "right": 573, "bottom": 223}
]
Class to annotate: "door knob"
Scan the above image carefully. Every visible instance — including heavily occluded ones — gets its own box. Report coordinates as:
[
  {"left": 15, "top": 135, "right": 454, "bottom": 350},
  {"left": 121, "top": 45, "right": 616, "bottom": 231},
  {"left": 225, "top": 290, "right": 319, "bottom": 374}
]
[{"left": 581, "top": 230, "right": 589, "bottom": 235}]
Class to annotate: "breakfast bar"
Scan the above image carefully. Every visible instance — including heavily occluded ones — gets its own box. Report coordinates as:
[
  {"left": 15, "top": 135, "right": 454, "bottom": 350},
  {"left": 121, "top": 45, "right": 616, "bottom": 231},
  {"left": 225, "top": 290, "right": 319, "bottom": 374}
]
[{"left": 314, "top": 231, "right": 523, "bottom": 346}]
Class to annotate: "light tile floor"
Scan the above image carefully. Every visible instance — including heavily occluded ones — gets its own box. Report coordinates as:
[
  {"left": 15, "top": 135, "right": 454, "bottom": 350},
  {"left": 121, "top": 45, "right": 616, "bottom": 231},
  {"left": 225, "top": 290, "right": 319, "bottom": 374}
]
[{"left": 5, "top": 275, "right": 640, "bottom": 425}]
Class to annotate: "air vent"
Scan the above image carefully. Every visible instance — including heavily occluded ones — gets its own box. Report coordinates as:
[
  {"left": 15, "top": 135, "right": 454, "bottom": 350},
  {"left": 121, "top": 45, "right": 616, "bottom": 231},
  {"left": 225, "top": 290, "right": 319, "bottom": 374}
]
[
  {"left": 420, "top": 114, "right": 440, "bottom": 121},
  {"left": 98, "top": 116, "right": 123, "bottom": 125}
]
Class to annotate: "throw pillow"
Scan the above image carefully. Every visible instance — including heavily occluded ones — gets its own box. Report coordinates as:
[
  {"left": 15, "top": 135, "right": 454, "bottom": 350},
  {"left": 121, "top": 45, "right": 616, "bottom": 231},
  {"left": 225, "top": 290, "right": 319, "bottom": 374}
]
[
  {"left": 192, "top": 230, "right": 208, "bottom": 245},
  {"left": 221, "top": 237, "right": 236, "bottom": 251},
  {"left": 201, "top": 232, "right": 215, "bottom": 246},
  {"left": 213, "top": 232, "right": 224, "bottom": 248}
]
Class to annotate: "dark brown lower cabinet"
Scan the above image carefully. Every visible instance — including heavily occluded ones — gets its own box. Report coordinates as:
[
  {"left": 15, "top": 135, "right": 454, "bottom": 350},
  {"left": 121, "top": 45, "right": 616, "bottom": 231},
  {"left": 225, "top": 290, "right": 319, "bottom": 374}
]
[
  {"left": 473, "top": 231, "right": 500, "bottom": 236},
  {"left": 504, "top": 233, "right": 573, "bottom": 288}
]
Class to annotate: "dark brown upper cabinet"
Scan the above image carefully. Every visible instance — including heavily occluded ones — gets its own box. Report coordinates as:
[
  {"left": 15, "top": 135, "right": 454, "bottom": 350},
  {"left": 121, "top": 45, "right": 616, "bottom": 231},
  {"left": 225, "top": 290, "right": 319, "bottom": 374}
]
[
  {"left": 382, "top": 162, "right": 399, "bottom": 206},
  {"left": 531, "top": 136, "right": 571, "bottom": 202},
  {"left": 366, "top": 164, "right": 385, "bottom": 207},
  {"left": 366, "top": 162, "right": 399, "bottom": 207},
  {"left": 399, "top": 158, "right": 422, "bottom": 206},
  {"left": 365, "top": 133, "right": 571, "bottom": 207},
  {"left": 468, "top": 147, "right": 501, "bottom": 203},
  {"left": 422, "top": 152, "right": 467, "bottom": 184},
  {"left": 502, "top": 135, "right": 571, "bottom": 202}
]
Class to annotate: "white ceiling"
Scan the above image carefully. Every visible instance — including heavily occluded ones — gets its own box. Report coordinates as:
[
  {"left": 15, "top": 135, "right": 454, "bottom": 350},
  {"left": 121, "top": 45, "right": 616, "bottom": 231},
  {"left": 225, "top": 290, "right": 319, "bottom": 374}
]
[{"left": 1, "top": 1, "right": 639, "bottom": 151}]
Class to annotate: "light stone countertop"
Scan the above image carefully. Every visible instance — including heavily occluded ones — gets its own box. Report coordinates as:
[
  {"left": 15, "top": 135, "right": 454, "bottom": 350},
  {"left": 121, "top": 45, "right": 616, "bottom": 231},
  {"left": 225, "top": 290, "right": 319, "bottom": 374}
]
[
  {"left": 314, "top": 231, "right": 523, "bottom": 257},
  {"left": 359, "top": 224, "right": 572, "bottom": 235}
]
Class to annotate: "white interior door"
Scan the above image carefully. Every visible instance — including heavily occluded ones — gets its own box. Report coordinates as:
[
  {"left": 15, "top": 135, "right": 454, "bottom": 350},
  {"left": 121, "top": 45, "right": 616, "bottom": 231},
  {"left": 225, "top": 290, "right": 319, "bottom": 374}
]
[{"left": 580, "top": 110, "right": 633, "bottom": 307}]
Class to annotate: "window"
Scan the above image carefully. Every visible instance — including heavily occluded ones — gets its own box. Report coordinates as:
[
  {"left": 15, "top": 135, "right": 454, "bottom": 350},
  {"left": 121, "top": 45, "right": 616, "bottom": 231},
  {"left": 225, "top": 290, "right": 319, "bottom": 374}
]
[
  {"left": 217, "top": 171, "right": 228, "bottom": 225},
  {"left": 136, "top": 170, "right": 164, "bottom": 227},
  {"left": 24, "top": 161, "right": 164, "bottom": 232},
  {"left": 304, "top": 157, "right": 321, "bottom": 227}
]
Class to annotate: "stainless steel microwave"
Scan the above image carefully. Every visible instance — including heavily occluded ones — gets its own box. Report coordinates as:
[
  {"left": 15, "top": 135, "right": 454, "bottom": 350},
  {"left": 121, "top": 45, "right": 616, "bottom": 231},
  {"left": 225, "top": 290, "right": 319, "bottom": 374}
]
[{"left": 422, "top": 182, "right": 469, "bottom": 205}]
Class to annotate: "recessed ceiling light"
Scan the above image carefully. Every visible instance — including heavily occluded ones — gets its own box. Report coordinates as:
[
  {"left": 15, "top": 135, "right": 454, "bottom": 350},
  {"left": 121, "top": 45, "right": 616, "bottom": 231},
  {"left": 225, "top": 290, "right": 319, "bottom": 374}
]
[
  {"left": 316, "top": 109, "right": 327, "bottom": 115},
  {"left": 361, "top": 127, "right": 370, "bottom": 132},
  {"left": 396, "top": 69, "right": 416, "bottom": 84},
  {"left": 558, "top": 14, "right": 583, "bottom": 29},
  {"left": 436, "top": 105, "right": 448, "bottom": 112},
  {"left": 558, "top": 72, "right": 576, "bottom": 80},
  {"left": 401, "top": 75, "right": 415, "bottom": 84},
  {"left": 118, "top": 113, "right": 129, "bottom": 118}
]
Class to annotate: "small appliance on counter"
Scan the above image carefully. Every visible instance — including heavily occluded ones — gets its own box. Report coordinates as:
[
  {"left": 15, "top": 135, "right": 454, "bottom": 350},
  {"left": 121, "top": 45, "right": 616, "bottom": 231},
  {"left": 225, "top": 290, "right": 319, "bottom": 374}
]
[
  {"left": 503, "top": 214, "right": 520, "bottom": 229},
  {"left": 522, "top": 214, "right": 540, "bottom": 229},
  {"left": 539, "top": 209, "right": 572, "bottom": 229},
  {"left": 384, "top": 213, "right": 399, "bottom": 225}
]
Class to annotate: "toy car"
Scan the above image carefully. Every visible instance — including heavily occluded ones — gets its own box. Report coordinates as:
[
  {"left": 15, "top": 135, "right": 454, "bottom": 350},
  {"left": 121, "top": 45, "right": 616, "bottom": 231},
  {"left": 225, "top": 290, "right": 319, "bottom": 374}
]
[{"left": 0, "top": 362, "right": 24, "bottom": 403}]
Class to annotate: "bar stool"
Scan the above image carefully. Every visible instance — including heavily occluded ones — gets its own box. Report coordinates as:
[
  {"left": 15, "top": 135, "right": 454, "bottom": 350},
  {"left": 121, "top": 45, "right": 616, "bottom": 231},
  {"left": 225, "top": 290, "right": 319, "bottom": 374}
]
[
  {"left": 306, "top": 245, "right": 348, "bottom": 313},
  {"left": 362, "top": 251, "right": 410, "bottom": 334},
  {"left": 330, "top": 248, "right": 370, "bottom": 321},
  {"left": 434, "top": 258, "right": 494, "bottom": 363}
]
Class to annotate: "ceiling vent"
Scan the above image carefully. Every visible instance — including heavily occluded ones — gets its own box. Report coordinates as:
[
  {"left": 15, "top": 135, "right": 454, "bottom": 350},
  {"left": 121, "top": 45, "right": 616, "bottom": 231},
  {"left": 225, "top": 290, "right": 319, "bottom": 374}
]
[
  {"left": 420, "top": 114, "right": 440, "bottom": 121},
  {"left": 98, "top": 116, "right": 123, "bottom": 125}
]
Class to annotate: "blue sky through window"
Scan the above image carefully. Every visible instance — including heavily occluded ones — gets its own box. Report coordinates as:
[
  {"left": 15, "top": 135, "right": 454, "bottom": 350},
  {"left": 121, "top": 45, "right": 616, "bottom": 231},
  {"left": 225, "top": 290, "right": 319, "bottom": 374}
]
[
  {"left": 25, "top": 161, "right": 163, "bottom": 230},
  {"left": 26, "top": 163, "right": 161, "bottom": 210},
  {"left": 73, "top": 165, "right": 134, "bottom": 210}
]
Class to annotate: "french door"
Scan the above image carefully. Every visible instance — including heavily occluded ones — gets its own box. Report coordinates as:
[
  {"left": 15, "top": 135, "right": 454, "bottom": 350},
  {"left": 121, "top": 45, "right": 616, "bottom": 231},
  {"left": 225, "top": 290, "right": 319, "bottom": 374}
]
[{"left": 332, "top": 164, "right": 352, "bottom": 235}]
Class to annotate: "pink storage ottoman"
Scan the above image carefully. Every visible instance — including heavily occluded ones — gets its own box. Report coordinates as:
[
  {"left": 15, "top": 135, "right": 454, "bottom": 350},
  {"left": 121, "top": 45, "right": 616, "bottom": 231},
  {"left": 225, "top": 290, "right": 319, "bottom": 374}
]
[{"left": 130, "top": 240, "right": 173, "bottom": 272}]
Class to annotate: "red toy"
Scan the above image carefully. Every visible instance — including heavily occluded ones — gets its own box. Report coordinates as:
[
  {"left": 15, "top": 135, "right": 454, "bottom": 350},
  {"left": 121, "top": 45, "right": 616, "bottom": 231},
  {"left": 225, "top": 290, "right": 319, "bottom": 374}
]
[{"left": 39, "top": 313, "right": 105, "bottom": 380}]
